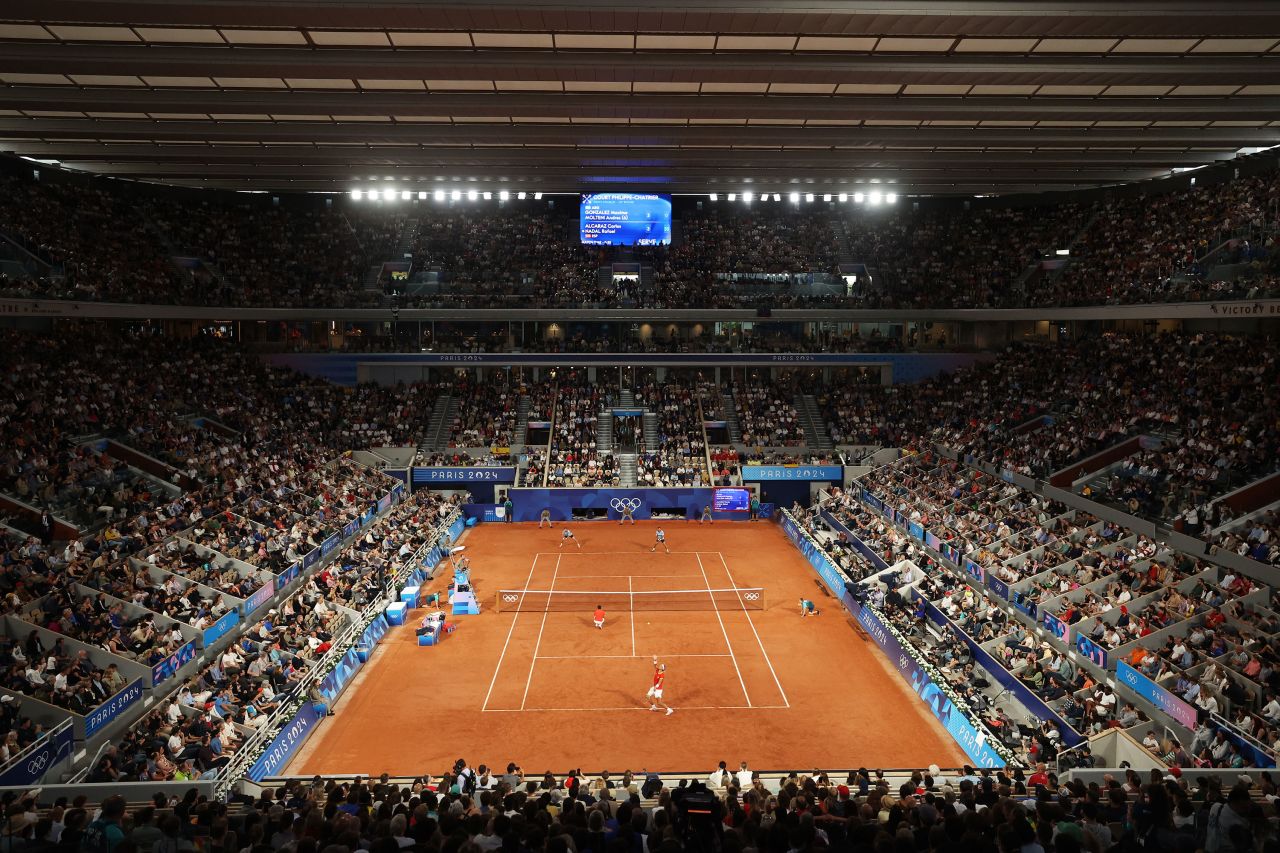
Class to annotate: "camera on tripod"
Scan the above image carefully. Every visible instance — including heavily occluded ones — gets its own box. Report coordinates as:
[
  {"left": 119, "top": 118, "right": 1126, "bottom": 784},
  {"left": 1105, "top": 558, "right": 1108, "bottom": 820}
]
[{"left": 671, "top": 782, "right": 723, "bottom": 851}]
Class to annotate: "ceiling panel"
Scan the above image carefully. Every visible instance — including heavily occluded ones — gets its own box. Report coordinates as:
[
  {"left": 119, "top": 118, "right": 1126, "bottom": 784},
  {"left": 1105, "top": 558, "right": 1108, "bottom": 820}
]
[
  {"left": 218, "top": 29, "right": 307, "bottom": 45},
  {"left": 135, "top": 28, "right": 225, "bottom": 44},
  {"left": 306, "top": 31, "right": 391, "bottom": 46},
  {"left": 0, "top": 3, "right": 1276, "bottom": 196}
]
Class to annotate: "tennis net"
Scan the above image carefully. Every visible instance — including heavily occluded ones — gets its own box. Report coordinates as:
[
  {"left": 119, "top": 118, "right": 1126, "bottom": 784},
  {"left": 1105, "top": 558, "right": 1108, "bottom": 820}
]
[{"left": 494, "top": 588, "right": 766, "bottom": 613}]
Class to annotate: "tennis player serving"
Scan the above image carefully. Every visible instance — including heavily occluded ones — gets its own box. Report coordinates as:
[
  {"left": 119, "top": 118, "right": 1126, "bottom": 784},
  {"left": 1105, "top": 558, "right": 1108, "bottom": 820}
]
[{"left": 646, "top": 655, "right": 674, "bottom": 715}]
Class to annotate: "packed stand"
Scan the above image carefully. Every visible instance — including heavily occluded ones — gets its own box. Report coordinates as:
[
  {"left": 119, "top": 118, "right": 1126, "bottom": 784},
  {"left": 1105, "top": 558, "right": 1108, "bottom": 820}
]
[
  {"left": 547, "top": 386, "right": 617, "bottom": 487},
  {"left": 732, "top": 382, "right": 806, "bottom": 447},
  {"left": 1041, "top": 168, "right": 1280, "bottom": 306},
  {"left": 634, "top": 381, "right": 711, "bottom": 487}
]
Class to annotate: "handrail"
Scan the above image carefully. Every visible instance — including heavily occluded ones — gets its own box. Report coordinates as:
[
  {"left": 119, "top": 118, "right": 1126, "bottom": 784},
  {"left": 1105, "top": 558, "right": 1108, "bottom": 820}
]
[
  {"left": 0, "top": 718, "right": 74, "bottom": 780},
  {"left": 213, "top": 507, "right": 462, "bottom": 797}
]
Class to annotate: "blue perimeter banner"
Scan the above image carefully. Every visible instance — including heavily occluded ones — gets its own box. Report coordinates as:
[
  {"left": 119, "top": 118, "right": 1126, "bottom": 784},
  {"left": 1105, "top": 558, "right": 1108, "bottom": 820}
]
[
  {"left": 917, "top": 597, "right": 1084, "bottom": 747},
  {"left": 1042, "top": 611, "right": 1070, "bottom": 644},
  {"left": 202, "top": 610, "right": 241, "bottom": 648},
  {"left": 150, "top": 639, "right": 198, "bottom": 686},
  {"left": 510, "top": 488, "right": 714, "bottom": 522},
  {"left": 1117, "top": 661, "right": 1198, "bottom": 730},
  {"left": 245, "top": 579, "right": 276, "bottom": 615},
  {"left": 278, "top": 561, "right": 302, "bottom": 587},
  {"left": 780, "top": 515, "right": 849, "bottom": 600},
  {"left": 247, "top": 703, "right": 324, "bottom": 782},
  {"left": 855, "top": 605, "right": 1006, "bottom": 768},
  {"left": 248, "top": 613, "right": 396, "bottom": 782},
  {"left": 1075, "top": 633, "right": 1108, "bottom": 668},
  {"left": 84, "top": 678, "right": 144, "bottom": 739},
  {"left": 0, "top": 724, "right": 75, "bottom": 786},
  {"left": 741, "top": 465, "right": 843, "bottom": 482},
  {"left": 413, "top": 467, "right": 517, "bottom": 484}
]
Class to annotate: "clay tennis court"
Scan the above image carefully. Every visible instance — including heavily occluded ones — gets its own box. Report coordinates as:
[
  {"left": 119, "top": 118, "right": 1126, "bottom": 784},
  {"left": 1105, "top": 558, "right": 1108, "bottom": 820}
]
[{"left": 287, "top": 521, "right": 966, "bottom": 775}]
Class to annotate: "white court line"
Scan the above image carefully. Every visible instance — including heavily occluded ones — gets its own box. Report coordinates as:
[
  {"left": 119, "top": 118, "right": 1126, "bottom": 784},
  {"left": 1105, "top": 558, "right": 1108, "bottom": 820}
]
[
  {"left": 554, "top": 574, "right": 703, "bottom": 579},
  {"left": 481, "top": 552, "right": 541, "bottom": 712},
  {"left": 534, "top": 551, "right": 704, "bottom": 555},
  {"left": 481, "top": 704, "right": 789, "bottom": 713},
  {"left": 714, "top": 551, "right": 791, "bottom": 708},
  {"left": 519, "top": 553, "right": 561, "bottom": 710},
  {"left": 695, "top": 552, "right": 752, "bottom": 707},
  {"left": 628, "top": 575, "right": 636, "bottom": 657},
  {"left": 535, "top": 653, "right": 733, "bottom": 660}
]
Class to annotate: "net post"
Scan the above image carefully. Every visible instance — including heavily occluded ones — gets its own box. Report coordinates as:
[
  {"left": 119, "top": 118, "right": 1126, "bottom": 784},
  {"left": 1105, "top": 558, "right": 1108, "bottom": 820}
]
[{"left": 495, "top": 592, "right": 502, "bottom": 613}]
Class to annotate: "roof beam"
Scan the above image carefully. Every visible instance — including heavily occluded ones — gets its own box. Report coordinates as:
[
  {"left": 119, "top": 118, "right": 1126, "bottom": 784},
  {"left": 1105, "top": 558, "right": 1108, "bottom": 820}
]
[
  {"left": 4, "top": 43, "right": 1280, "bottom": 85},
  {"left": 1, "top": 87, "right": 1278, "bottom": 122},
  {"left": 0, "top": 117, "right": 1273, "bottom": 148}
]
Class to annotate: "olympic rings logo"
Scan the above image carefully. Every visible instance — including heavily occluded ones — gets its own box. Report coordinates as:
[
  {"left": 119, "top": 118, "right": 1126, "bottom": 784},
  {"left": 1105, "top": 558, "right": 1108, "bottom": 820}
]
[
  {"left": 26, "top": 752, "right": 49, "bottom": 774},
  {"left": 610, "top": 498, "right": 642, "bottom": 512},
  {"left": 743, "top": 592, "right": 760, "bottom": 601},
  {"left": 502, "top": 594, "right": 520, "bottom": 602}
]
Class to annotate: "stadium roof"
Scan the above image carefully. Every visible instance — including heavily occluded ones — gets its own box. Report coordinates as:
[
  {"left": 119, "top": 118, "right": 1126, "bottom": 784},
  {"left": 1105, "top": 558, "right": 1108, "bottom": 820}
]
[{"left": 1, "top": 0, "right": 1279, "bottom": 196}]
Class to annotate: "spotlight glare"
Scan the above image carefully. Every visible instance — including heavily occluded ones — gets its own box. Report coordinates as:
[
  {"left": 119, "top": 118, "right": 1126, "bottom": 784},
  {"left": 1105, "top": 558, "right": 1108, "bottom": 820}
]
[
  {"left": 499, "top": 190, "right": 510, "bottom": 200},
  {"left": 788, "top": 192, "right": 800, "bottom": 204},
  {"left": 805, "top": 193, "right": 815, "bottom": 202},
  {"left": 367, "top": 189, "right": 380, "bottom": 201},
  {"left": 467, "top": 189, "right": 478, "bottom": 201},
  {"left": 451, "top": 190, "right": 461, "bottom": 201},
  {"left": 708, "top": 193, "right": 718, "bottom": 201},
  {"left": 869, "top": 190, "right": 883, "bottom": 205},
  {"left": 434, "top": 189, "right": 445, "bottom": 201},
  {"left": 823, "top": 194, "right": 832, "bottom": 202},
  {"left": 418, "top": 191, "right": 427, "bottom": 200},
  {"left": 838, "top": 193, "right": 848, "bottom": 202},
  {"left": 517, "top": 191, "right": 527, "bottom": 200},
  {"left": 350, "top": 189, "right": 362, "bottom": 200},
  {"left": 483, "top": 191, "right": 492, "bottom": 200},
  {"left": 853, "top": 192, "right": 865, "bottom": 203},
  {"left": 886, "top": 193, "right": 898, "bottom": 204},
  {"left": 401, "top": 190, "right": 411, "bottom": 200},
  {"left": 727, "top": 193, "right": 736, "bottom": 201},
  {"left": 742, "top": 191, "right": 754, "bottom": 203},
  {"left": 534, "top": 191, "right": 543, "bottom": 200}
]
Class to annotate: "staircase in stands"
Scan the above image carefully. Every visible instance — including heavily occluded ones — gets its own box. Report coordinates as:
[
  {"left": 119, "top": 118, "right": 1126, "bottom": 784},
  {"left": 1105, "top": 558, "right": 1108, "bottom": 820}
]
[
  {"left": 797, "top": 394, "right": 834, "bottom": 451},
  {"left": 721, "top": 391, "right": 743, "bottom": 443},
  {"left": 421, "top": 395, "right": 456, "bottom": 452},
  {"left": 596, "top": 410, "right": 614, "bottom": 454}
]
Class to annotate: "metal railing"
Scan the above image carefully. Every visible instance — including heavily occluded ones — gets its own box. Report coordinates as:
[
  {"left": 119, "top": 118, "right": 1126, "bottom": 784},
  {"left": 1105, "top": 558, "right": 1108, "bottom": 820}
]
[
  {"left": 0, "top": 718, "right": 74, "bottom": 783},
  {"left": 213, "top": 507, "right": 462, "bottom": 799}
]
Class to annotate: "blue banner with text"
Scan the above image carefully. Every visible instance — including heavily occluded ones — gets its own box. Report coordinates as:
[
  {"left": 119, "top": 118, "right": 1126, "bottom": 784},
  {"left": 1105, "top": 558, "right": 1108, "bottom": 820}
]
[
  {"left": 855, "top": 605, "right": 1006, "bottom": 768},
  {"left": 84, "top": 679, "right": 144, "bottom": 739}
]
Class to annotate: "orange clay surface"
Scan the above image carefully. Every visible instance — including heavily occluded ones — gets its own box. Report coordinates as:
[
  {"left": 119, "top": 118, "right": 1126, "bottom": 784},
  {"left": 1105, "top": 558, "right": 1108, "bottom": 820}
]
[{"left": 288, "top": 521, "right": 966, "bottom": 776}]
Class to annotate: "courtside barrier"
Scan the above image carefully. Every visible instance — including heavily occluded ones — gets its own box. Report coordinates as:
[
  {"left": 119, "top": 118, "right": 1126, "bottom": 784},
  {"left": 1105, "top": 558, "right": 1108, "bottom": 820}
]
[
  {"left": 916, "top": 597, "right": 1086, "bottom": 747},
  {"left": 508, "top": 487, "right": 715, "bottom": 522},
  {"left": 853, "top": 604, "right": 1009, "bottom": 769},
  {"left": 223, "top": 507, "right": 463, "bottom": 791},
  {"left": 778, "top": 510, "right": 1014, "bottom": 769}
]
